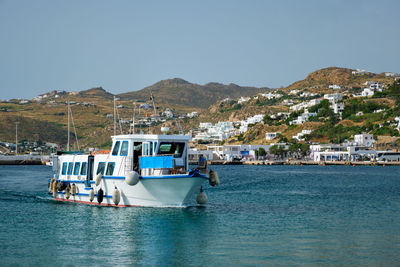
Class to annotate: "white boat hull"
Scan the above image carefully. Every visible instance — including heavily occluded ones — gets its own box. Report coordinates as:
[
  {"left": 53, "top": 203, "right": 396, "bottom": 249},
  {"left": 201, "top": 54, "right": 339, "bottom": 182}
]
[{"left": 51, "top": 175, "right": 208, "bottom": 207}]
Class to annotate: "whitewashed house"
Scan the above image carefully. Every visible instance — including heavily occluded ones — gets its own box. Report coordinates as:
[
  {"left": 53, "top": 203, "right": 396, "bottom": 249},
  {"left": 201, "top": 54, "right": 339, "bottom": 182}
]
[
  {"left": 354, "top": 133, "right": 375, "bottom": 147},
  {"left": 329, "top": 84, "right": 341, "bottom": 90},
  {"left": 265, "top": 132, "right": 278, "bottom": 140}
]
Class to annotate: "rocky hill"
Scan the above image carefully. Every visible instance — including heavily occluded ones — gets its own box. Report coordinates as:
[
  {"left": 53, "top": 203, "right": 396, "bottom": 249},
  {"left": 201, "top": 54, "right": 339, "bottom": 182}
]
[
  {"left": 286, "top": 67, "right": 394, "bottom": 93},
  {"left": 118, "top": 78, "right": 267, "bottom": 109}
]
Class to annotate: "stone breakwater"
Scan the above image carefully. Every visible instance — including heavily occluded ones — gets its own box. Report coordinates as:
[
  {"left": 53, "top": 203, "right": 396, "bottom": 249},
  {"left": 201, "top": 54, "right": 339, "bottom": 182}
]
[{"left": 0, "top": 155, "right": 48, "bottom": 165}]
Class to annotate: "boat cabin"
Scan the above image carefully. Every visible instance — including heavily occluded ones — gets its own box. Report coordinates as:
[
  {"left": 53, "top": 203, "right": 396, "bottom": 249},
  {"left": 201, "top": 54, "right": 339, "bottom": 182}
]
[
  {"left": 109, "top": 134, "right": 191, "bottom": 176},
  {"left": 56, "top": 134, "right": 191, "bottom": 184}
]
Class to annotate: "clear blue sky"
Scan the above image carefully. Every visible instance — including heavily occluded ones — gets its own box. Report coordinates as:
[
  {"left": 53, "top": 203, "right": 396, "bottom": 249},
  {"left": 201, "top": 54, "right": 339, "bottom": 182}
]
[{"left": 1, "top": 0, "right": 399, "bottom": 99}]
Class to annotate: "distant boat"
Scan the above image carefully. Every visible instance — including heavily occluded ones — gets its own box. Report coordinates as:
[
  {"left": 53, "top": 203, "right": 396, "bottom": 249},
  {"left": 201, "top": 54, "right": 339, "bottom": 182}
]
[
  {"left": 49, "top": 133, "right": 219, "bottom": 207},
  {"left": 45, "top": 161, "right": 53, "bottom": 167}
]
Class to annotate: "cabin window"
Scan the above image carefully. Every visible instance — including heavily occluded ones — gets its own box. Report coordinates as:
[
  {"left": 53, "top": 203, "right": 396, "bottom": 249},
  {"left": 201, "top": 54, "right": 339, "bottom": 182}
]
[
  {"left": 61, "top": 162, "right": 68, "bottom": 175},
  {"left": 80, "top": 162, "right": 87, "bottom": 176},
  {"left": 96, "top": 162, "right": 106, "bottom": 175},
  {"left": 158, "top": 142, "right": 185, "bottom": 158},
  {"left": 120, "top": 141, "right": 129, "bottom": 156},
  {"left": 106, "top": 162, "right": 115, "bottom": 175},
  {"left": 143, "top": 142, "right": 153, "bottom": 156},
  {"left": 73, "top": 162, "right": 81, "bottom": 175},
  {"left": 112, "top": 141, "right": 120, "bottom": 156},
  {"left": 67, "top": 162, "right": 74, "bottom": 175},
  {"left": 154, "top": 142, "right": 158, "bottom": 154}
]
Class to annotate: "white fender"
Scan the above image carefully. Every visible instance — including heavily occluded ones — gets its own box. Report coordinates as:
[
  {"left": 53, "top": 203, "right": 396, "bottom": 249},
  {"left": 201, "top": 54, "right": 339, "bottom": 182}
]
[
  {"left": 112, "top": 187, "right": 121, "bottom": 206},
  {"left": 52, "top": 180, "right": 57, "bottom": 198},
  {"left": 65, "top": 186, "right": 70, "bottom": 199},
  {"left": 71, "top": 184, "right": 77, "bottom": 196},
  {"left": 49, "top": 178, "right": 56, "bottom": 193},
  {"left": 209, "top": 170, "right": 220, "bottom": 186},
  {"left": 95, "top": 173, "right": 102, "bottom": 186},
  {"left": 89, "top": 189, "right": 95, "bottom": 202},
  {"left": 196, "top": 187, "right": 208, "bottom": 205},
  {"left": 125, "top": 171, "right": 139, "bottom": 186}
]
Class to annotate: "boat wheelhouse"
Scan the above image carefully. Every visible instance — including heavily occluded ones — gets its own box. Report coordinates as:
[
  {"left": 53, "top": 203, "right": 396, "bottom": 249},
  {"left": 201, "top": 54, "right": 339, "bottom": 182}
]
[{"left": 50, "top": 134, "right": 218, "bottom": 207}]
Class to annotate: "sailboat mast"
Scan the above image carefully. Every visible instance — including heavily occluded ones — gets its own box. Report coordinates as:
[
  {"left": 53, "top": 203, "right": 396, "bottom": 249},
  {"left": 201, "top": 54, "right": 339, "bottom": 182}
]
[
  {"left": 67, "top": 101, "right": 70, "bottom": 151},
  {"left": 15, "top": 122, "right": 19, "bottom": 155}
]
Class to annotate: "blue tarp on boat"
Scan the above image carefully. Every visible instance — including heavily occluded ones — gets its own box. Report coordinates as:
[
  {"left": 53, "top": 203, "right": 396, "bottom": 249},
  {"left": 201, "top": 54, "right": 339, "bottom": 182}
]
[{"left": 140, "top": 155, "right": 173, "bottom": 169}]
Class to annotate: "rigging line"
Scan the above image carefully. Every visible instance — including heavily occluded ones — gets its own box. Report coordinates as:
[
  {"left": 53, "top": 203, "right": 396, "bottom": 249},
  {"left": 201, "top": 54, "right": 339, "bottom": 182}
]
[
  {"left": 131, "top": 103, "right": 136, "bottom": 134},
  {"left": 69, "top": 105, "right": 80, "bottom": 151}
]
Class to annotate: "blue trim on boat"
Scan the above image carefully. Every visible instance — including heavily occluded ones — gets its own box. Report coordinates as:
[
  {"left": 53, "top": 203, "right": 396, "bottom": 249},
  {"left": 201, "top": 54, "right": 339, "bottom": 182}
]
[
  {"left": 84, "top": 187, "right": 92, "bottom": 190},
  {"left": 102, "top": 176, "right": 125, "bottom": 180},
  {"left": 56, "top": 192, "right": 112, "bottom": 198},
  {"left": 141, "top": 174, "right": 208, "bottom": 180}
]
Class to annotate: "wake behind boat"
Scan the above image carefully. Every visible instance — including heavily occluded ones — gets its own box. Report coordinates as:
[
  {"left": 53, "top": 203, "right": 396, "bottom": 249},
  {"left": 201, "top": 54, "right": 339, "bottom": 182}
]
[{"left": 48, "top": 133, "right": 219, "bottom": 207}]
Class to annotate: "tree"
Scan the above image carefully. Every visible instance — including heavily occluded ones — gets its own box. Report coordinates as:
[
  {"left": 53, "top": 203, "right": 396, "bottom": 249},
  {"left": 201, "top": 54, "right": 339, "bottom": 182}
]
[
  {"left": 269, "top": 145, "right": 287, "bottom": 159},
  {"left": 258, "top": 147, "right": 267, "bottom": 157}
]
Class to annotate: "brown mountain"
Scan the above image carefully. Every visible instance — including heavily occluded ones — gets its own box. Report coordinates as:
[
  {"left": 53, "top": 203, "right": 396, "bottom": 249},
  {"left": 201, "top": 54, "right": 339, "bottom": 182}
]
[
  {"left": 118, "top": 78, "right": 267, "bottom": 109},
  {"left": 286, "top": 67, "right": 393, "bottom": 92}
]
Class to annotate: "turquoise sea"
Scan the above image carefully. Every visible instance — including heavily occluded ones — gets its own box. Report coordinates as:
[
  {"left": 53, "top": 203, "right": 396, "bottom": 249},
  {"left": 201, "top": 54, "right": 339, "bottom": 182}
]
[{"left": 0, "top": 165, "right": 399, "bottom": 266}]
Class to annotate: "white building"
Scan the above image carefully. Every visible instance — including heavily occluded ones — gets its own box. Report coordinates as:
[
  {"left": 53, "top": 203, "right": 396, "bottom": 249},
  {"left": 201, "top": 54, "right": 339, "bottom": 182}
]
[
  {"left": 324, "top": 93, "right": 343, "bottom": 102},
  {"left": 291, "top": 111, "right": 317, "bottom": 125},
  {"left": 261, "top": 92, "right": 283, "bottom": 99},
  {"left": 329, "top": 84, "right": 341, "bottom": 90},
  {"left": 199, "top": 122, "right": 213, "bottom": 129},
  {"left": 265, "top": 132, "right": 278, "bottom": 140},
  {"left": 332, "top": 102, "right": 344, "bottom": 114},
  {"left": 293, "top": 129, "right": 312, "bottom": 141},
  {"left": 362, "top": 88, "right": 375, "bottom": 97},
  {"left": 300, "top": 92, "right": 316, "bottom": 98},
  {"left": 289, "top": 89, "right": 300, "bottom": 95},
  {"left": 164, "top": 108, "right": 173, "bottom": 118},
  {"left": 187, "top": 111, "right": 198, "bottom": 118},
  {"left": 395, "top": 117, "right": 400, "bottom": 130},
  {"left": 238, "top": 97, "right": 250, "bottom": 104},
  {"left": 354, "top": 133, "right": 375, "bottom": 147}
]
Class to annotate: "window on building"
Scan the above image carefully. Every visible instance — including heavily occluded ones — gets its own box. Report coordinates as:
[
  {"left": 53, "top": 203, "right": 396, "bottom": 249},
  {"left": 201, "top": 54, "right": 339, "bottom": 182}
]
[
  {"left": 73, "top": 162, "right": 81, "bottom": 175},
  {"left": 106, "top": 162, "right": 115, "bottom": 176},
  {"left": 96, "top": 162, "right": 106, "bottom": 175},
  {"left": 120, "top": 141, "right": 129, "bottom": 156},
  {"left": 112, "top": 141, "right": 120, "bottom": 156}
]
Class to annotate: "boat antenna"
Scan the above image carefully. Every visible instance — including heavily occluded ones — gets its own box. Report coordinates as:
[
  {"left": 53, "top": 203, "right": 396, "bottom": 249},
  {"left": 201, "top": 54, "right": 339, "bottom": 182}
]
[{"left": 67, "top": 101, "right": 70, "bottom": 151}]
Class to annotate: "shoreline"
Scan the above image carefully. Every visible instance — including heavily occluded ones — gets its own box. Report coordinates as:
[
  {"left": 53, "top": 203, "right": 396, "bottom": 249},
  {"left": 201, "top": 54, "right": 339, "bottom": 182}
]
[{"left": 192, "top": 160, "right": 400, "bottom": 166}]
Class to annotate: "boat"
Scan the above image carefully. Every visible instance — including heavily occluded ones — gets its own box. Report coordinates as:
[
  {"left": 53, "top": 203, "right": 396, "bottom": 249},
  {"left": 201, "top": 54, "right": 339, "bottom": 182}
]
[{"left": 48, "top": 133, "right": 219, "bottom": 207}]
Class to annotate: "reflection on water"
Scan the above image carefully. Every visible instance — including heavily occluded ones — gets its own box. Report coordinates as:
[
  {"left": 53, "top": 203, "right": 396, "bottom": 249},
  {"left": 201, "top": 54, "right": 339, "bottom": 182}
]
[{"left": 0, "top": 165, "right": 400, "bottom": 265}]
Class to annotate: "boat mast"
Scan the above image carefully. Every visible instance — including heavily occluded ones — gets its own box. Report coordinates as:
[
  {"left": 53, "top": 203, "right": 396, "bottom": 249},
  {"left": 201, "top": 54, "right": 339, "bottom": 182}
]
[
  {"left": 67, "top": 101, "right": 70, "bottom": 151},
  {"left": 131, "top": 103, "right": 136, "bottom": 134},
  {"left": 114, "top": 96, "right": 116, "bottom": 136},
  {"left": 15, "top": 121, "right": 19, "bottom": 155}
]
